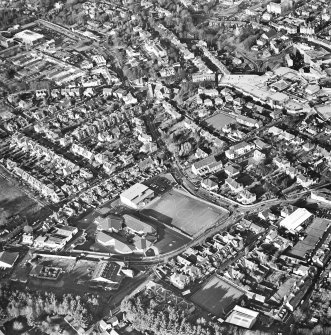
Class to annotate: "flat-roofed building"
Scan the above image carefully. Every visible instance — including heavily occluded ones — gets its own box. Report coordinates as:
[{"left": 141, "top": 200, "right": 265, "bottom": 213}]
[
  {"left": 0, "top": 251, "right": 19, "bottom": 268},
  {"left": 91, "top": 261, "right": 122, "bottom": 284},
  {"left": 55, "top": 225, "right": 78, "bottom": 241},
  {"left": 225, "top": 305, "right": 259, "bottom": 329},
  {"left": 120, "top": 183, "right": 154, "bottom": 209},
  {"left": 14, "top": 30, "right": 44, "bottom": 45},
  {"left": 279, "top": 208, "right": 313, "bottom": 234}
]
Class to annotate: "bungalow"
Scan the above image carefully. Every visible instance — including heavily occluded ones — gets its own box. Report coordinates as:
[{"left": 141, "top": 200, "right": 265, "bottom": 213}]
[
  {"left": 268, "top": 126, "right": 283, "bottom": 135},
  {"left": 279, "top": 131, "right": 295, "bottom": 142},
  {"left": 215, "top": 97, "right": 224, "bottom": 105},
  {"left": 297, "top": 174, "right": 314, "bottom": 188},
  {"left": 233, "top": 97, "right": 245, "bottom": 106},
  {"left": 253, "top": 150, "right": 266, "bottom": 161},
  {"left": 201, "top": 178, "right": 218, "bottom": 191},
  {"left": 195, "top": 148, "right": 208, "bottom": 159},
  {"left": 204, "top": 99, "right": 213, "bottom": 107},
  {"left": 286, "top": 166, "right": 297, "bottom": 179},
  {"left": 273, "top": 156, "right": 291, "bottom": 170},
  {"left": 225, "top": 178, "right": 244, "bottom": 193},
  {"left": 224, "top": 163, "right": 240, "bottom": 177}
]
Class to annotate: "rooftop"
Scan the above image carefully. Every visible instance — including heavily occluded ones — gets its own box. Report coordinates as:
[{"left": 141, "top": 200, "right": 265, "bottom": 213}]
[
  {"left": 120, "top": 183, "right": 154, "bottom": 205},
  {"left": 0, "top": 251, "right": 19, "bottom": 267},
  {"left": 280, "top": 208, "right": 312, "bottom": 232}
]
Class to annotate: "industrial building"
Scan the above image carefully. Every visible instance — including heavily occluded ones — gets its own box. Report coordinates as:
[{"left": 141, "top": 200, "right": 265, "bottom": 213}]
[
  {"left": 225, "top": 305, "right": 259, "bottom": 329},
  {"left": 14, "top": 30, "right": 44, "bottom": 45},
  {"left": 279, "top": 208, "right": 313, "bottom": 234},
  {"left": 0, "top": 251, "right": 19, "bottom": 268},
  {"left": 91, "top": 261, "right": 122, "bottom": 284},
  {"left": 120, "top": 183, "right": 154, "bottom": 209}
]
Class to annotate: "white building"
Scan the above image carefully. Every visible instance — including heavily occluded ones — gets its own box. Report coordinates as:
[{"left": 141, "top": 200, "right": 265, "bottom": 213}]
[
  {"left": 92, "top": 55, "right": 106, "bottom": 66},
  {"left": 170, "top": 272, "right": 190, "bottom": 290},
  {"left": 225, "top": 142, "right": 255, "bottom": 159},
  {"left": 226, "top": 305, "right": 259, "bottom": 329},
  {"left": 279, "top": 208, "right": 313, "bottom": 234},
  {"left": 14, "top": 30, "right": 44, "bottom": 45},
  {"left": 201, "top": 178, "right": 218, "bottom": 191},
  {"left": 120, "top": 183, "right": 154, "bottom": 209}
]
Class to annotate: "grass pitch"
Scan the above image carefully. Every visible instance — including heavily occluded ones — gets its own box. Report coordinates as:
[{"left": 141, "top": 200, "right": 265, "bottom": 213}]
[
  {"left": 190, "top": 275, "right": 245, "bottom": 318},
  {"left": 205, "top": 113, "right": 235, "bottom": 131},
  {"left": 0, "top": 175, "right": 41, "bottom": 220},
  {"left": 142, "top": 189, "right": 227, "bottom": 237}
]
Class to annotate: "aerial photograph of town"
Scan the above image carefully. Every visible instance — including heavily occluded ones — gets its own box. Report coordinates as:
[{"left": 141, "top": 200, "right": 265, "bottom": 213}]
[{"left": 0, "top": 0, "right": 331, "bottom": 334}]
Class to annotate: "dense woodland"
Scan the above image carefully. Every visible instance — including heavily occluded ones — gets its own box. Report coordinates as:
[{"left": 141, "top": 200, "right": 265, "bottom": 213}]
[
  {"left": 0, "top": 285, "right": 91, "bottom": 329},
  {"left": 120, "top": 295, "right": 274, "bottom": 335}
]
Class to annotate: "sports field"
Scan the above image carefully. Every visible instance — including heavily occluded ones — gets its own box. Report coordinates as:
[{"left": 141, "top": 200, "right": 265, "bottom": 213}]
[
  {"left": 205, "top": 113, "right": 235, "bottom": 131},
  {"left": 190, "top": 275, "right": 245, "bottom": 318},
  {"left": 0, "top": 175, "right": 41, "bottom": 221},
  {"left": 142, "top": 189, "right": 227, "bottom": 237}
]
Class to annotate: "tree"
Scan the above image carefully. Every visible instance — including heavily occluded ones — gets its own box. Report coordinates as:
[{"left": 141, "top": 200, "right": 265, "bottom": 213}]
[
  {"left": 293, "top": 308, "right": 308, "bottom": 324},
  {"left": 12, "top": 320, "right": 24, "bottom": 331},
  {"left": 0, "top": 210, "right": 8, "bottom": 226},
  {"left": 6, "top": 68, "right": 16, "bottom": 79},
  {"left": 23, "top": 225, "right": 33, "bottom": 234}
]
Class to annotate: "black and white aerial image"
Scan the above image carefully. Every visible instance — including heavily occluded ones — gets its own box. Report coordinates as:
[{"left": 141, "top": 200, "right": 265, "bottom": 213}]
[{"left": 0, "top": 0, "right": 331, "bottom": 334}]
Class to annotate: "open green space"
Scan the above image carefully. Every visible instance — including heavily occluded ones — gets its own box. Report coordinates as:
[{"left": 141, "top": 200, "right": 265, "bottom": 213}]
[
  {"left": 0, "top": 175, "right": 43, "bottom": 227},
  {"left": 142, "top": 189, "right": 227, "bottom": 237},
  {"left": 205, "top": 113, "right": 236, "bottom": 132},
  {"left": 190, "top": 274, "right": 245, "bottom": 318}
]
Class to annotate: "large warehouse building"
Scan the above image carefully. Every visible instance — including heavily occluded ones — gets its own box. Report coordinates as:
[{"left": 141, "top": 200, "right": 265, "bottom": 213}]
[
  {"left": 279, "top": 208, "right": 313, "bottom": 234},
  {"left": 225, "top": 305, "right": 259, "bottom": 329},
  {"left": 120, "top": 183, "right": 154, "bottom": 209},
  {"left": 0, "top": 251, "right": 19, "bottom": 268}
]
